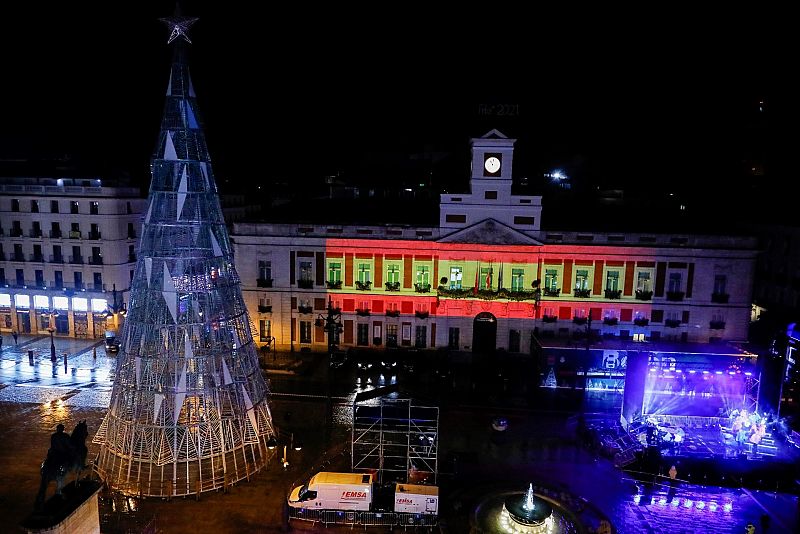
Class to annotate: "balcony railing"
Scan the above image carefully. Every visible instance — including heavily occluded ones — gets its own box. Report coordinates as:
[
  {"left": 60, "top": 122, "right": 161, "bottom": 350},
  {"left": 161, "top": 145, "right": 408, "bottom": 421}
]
[
  {"left": 297, "top": 279, "right": 314, "bottom": 289},
  {"left": 128, "top": 231, "right": 137, "bottom": 239},
  {"left": 573, "top": 288, "right": 591, "bottom": 298},
  {"left": 30, "top": 254, "right": 45, "bottom": 263},
  {"left": 635, "top": 290, "right": 653, "bottom": 301},
  {"left": 355, "top": 281, "right": 372, "bottom": 291},
  {"left": 12, "top": 253, "right": 25, "bottom": 262},
  {"left": 10, "top": 229, "right": 23, "bottom": 237},
  {"left": 385, "top": 309, "right": 401, "bottom": 317},
  {"left": 49, "top": 230, "right": 62, "bottom": 238},
  {"left": 711, "top": 293, "right": 729, "bottom": 304},
  {"left": 542, "top": 315, "right": 558, "bottom": 323},
  {"left": 326, "top": 280, "right": 342, "bottom": 290},
  {"left": 88, "top": 232, "right": 102, "bottom": 240},
  {"left": 128, "top": 253, "right": 137, "bottom": 262},
  {"left": 0, "top": 252, "right": 5, "bottom": 261},
  {"left": 88, "top": 255, "right": 104, "bottom": 265},
  {"left": 50, "top": 280, "right": 64, "bottom": 289},
  {"left": 297, "top": 305, "right": 313, "bottom": 314},
  {"left": 355, "top": 308, "right": 371, "bottom": 316},
  {"left": 415, "top": 310, "right": 429, "bottom": 319},
  {"left": 68, "top": 231, "right": 82, "bottom": 239},
  {"left": 604, "top": 289, "right": 622, "bottom": 299},
  {"left": 634, "top": 317, "right": 649, "bottom": 327},
  {"left": 258, "top": 304, "right": 272, "bottom": 313},
  {"left": 69, "top": 255, "right": 84, "bottom": 264},
  {"left": 92, "top": 283, "right": 105, "bottom": 291},
  {"left": 665, "top": 319, "right": 682, "bottom": 328},
  {"left": 414, "top": 283, "right": 432, "bottom": 293},
  {"left": 666, "top": 291, "right": 685, "bottom": 302},
  {"left": 256, "top": 278, "right": 273, "bottom": 288},
  {"left": 29, "top": 230, "right": 43, "bottom": 238},
  {"left": 50, "top": 254, "right": 64, "bottom": 263},
  {"left": 573, "top": 317, "right": 588, "bottom": 325},
  {"left": 603, "top": 317, "right": 619, "bottom": 326},
  {"left": 543, "top": 288, "right": 561, "bottom": 297},
  {"left": 709, "top": 320, "right": 726, "bottom": 330},
  {"left": 385, "top": 281, "right": 401, "bottom": 292}
]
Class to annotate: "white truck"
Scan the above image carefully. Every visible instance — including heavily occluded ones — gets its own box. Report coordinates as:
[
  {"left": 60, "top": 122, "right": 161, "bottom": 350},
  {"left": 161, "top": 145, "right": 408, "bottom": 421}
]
[
  {"left": 288, "top": 472, "right": 373, "bottom": 511},
  {"left": 393, "top": 483, "right": 439, "bottom": 515}
]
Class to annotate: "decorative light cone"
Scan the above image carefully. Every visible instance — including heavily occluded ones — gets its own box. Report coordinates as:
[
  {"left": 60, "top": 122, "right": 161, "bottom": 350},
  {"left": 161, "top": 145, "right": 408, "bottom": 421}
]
[{"left": 94, "top": 12, "right": 276, "bottom": 497}]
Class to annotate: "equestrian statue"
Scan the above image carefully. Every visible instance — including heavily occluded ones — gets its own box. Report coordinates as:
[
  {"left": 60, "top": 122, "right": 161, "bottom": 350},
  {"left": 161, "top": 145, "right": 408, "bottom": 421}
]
[{"left": 35, "top": 421, "right": 89, "bottom": 508}]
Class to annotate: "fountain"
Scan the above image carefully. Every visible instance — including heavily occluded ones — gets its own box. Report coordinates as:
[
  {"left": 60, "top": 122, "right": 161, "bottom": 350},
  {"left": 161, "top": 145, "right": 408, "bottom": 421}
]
[{"left": 499, "top": 483, "right": 554, "bottom": 533}]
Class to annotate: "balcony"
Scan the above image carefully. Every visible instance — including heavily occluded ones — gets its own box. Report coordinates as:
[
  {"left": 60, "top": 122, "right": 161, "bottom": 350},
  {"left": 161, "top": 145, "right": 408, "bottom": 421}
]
[
  {"left": 384, "top": 281, "right": 401, "bottom": 292},
  {"left": 12, "top": 253, "right": 25, "bottom": 262},
  {"left": 0, "top": 252, "right": 5, "bottom": 261},
  {"left": 415, "top": 310, "right": 430, "bottom": 319},
  {"left": 49, "top": 230, "right": 62, "bottom": 239},
  {"left": 355, "top": 281, "right": 372, "bottom": 291},
  {"left": 573, "top": 317, "right": 588, "bottom": 325},
  {"left": 297, "top": 305, "right": 313, "bottom": 314},
  {"left": 414, "top": 283, "right": 432, "bottom": 293},
  {"left": 29, "top": 254, "right": 45, "bottom": 263},
  {"left": 542, "top": 315, "right": 558, "bottom": 323},
  {"left": 604, "top": 289, "right": 622, "bottom": 299},
  {"left": 50, "top": 280, "right": 64, "bottom": 289},
  {"left": 665, "top": 319, "right": 682, "bottom": 328},
  {"left": 634, "top": 317, "right": 650, "bottom": 327},
  {"left": 666, "top": 291, "right": 685, "bottom": 302},
  {"left": 128, "top": 253, "right": 137, "bottom": 262},
  {"left": 256, "top": 278, "right": 273, "bottom": 288},
  {"left": 258, "top": 304, "right": 272, "bottom": 313},
  {"left": 543, "top": 288, "right": 561, "bottom": 297},
  {"left": 573, "top": 288, "right": 591, "bottom": 298},
  {"left": 29, "top": 230, "right": 43, "bottom": 238},
  {"left": 603, "top": 317, "right": 619, "bottom": 326},
  {"left": 709, "top": 320, "right": 726, "bottom": 330},
  {"left": 88, "top": 231, "right": 102, "bottom": 240},
  {"left": 385, "top": 309, "right": 401, "bottom": 317},
  {"left": 128, "top": 231, "right": 137, "bottom": 239},
  {"left": 68, "top": 231, "right": 82, "bottom": 239},
  {"left": 10, "top": 229, "right": 23, "bottom": 237},
  {"left": 50, "top": 254, "right": 64, "bottom": 263},
  {"left": 355, "top": 308, "right": 371, "bottom": 316},
  {"left": 92, "top": 283, "right": 105, "bottom": 291},
  {"left": 711, "top": 293, "right": 729, "bottom": 304},
  {"left": 326, "top": 280, "right": 342, "bottom": 290},
  {"left": 635, "top": 290, "right": 653, "bottom": 301},
  {"left": 297, "top": 279, "right": 314, "bottom": 289},
  {"left": 69, "top": 255, "right": 84, "bottom": 264},
  {"left": 88, "top": 255, "right": 104, "bottom": 265}
]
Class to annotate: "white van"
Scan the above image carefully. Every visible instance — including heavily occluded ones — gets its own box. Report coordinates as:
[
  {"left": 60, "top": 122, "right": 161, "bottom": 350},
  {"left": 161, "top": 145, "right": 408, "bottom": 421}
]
[{"left": 288, "top": 472, "right": 373, "bottom": 511}]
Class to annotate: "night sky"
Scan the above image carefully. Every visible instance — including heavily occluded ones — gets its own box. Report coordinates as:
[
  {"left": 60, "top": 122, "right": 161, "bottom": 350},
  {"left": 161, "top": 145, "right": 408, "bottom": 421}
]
[{"left": 0, "top": 4, "right": 792, "bottom": 203}]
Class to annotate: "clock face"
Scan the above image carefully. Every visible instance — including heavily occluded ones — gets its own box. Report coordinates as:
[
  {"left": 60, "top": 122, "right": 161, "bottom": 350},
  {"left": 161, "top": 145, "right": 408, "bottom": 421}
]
[{"left": 484, "top": 156, "right": 501, "bottom": 175}]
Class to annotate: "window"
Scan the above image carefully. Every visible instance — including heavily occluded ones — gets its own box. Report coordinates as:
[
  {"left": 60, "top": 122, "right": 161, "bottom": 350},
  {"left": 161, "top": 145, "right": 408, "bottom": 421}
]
[
  {"left": 299, "top": 320, "right": 312, "bottom": 343},
  {"left": 511, "top": 268, "right": 524, "bottom": 291},
  {"left": 509, "top": 330, "right": 521, "bottom": 352},
  {"left": 712, "top": 312, "right": 725, "bottom": 323},
  {"left": 11, "top": 199, "right": 19, "bottom": 212},
  {"left": 299, "top": 261, "right": 312, "bottom": 282},
  {"left": 90, "top": 201, "right": 99, "bottom": 215},
  {"left": 575, "top": 269, "right": 589, "bottom": 290},
  {"left": 484, "top": 190, "right": 498, "bottom": 200},
  {"left": 606, "top": 271, "right": 620, "bottom": 291},
  {"left": 480, "top": 267, "right": 493, "bottom": 290},
  {"left": 31, "top": 200, "right": 39, "bottom": 213},
  {"left": 449, "top": 266, "right": 462, "bottom": 289},
  {"left": 416, "top": 265, "right": 430, "bottom": 286},
  {"left": 633, "top": 333, "right": 646, "bottom": 342},
  {"left": 637, "top": 271, "right": 652, "bottom": 291},
  {"left": 357, "top": 263, "right": 371, "bottom": 283},
  {"left": 357, "top": 324, "right": 369, "bottom": 346},
  {"left": 35, "top": 270, "right": 44, "bottom": 287},
  {"left": 259, "top": 320, "right": 272, "bottom": 342},
  {"left": 0, "top": 293, "right": 9, "bottom": 307},
  {"left": 448, "top": 328, "right": 460, "bottom": 349},
  {"left": 51, "top": 200, "right": 59, "bottom": 213},
  {"left": 445, "top": 214, "right": 466, "bottom": 223},
  {"left": 74, "top": 272, "right": 83, "bottom": 289},
  {"left": 386, "top": 264, "right": 400, "bottom": 284},
  {"left": 386, "top": 324, "right": 398, "bottom": 347},
  {"left": 544, "top": 269, "right": 559, "bottom": 291},
  {"left": 514, "top": 216, "right": 536, "bottom": 225},
  {"left": 15, "top": 294, "right": 30, "bottom": 308},
  {"left": 34, "top": 295, "right": 49, "bottom": 309},
  {"left": 415, "top": 326, "right": 427, "bottom": 348},
  {"left": 54, "top": 271, "right": 63, "bottom": 288},
  {"left": 668, "top": 272, "right": 682, "bottom": 292},
  {"left": 258, "top": 260, "right": 271, "bottom": 280},
  {"left": 328, "top": 262, "right": 341, "bottom": 282},
  {"left": 15, "top": 269, "right": 24, "bottom": 286},
  {"left": 714, "top": 275, "right": 727, "bottom": 295},
  {"left": 93, "top": 272, "right": 102, "bottom": 289},
  {"left": 70, "top": 201, "right": 79, "bottom": 214}
]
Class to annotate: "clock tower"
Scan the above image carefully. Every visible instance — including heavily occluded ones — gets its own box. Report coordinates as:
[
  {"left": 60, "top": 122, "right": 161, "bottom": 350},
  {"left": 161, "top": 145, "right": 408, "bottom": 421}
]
[{"left": 439, "top": 129, "right": 542, "bottom": 231}]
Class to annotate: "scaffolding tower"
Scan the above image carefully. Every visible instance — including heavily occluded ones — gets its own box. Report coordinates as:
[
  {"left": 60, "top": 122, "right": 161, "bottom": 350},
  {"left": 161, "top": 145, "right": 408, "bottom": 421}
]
[
  {"left": 351, "top": 394, "right": 439, "bottom": 485},
  {"left": 93, "top": 13, "right": 276, "bottom": 497}
]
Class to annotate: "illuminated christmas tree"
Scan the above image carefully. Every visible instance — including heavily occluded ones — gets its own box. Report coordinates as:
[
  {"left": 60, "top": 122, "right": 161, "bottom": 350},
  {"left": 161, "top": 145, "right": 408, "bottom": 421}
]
[{"left": 94, "top": 12, "right": 275, "bottom": 497}]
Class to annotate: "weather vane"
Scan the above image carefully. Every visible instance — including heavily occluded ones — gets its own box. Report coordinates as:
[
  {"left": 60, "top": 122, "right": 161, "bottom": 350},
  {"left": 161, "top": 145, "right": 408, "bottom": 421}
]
[{"left": 159, "top": 12, "right": 198, "bottom": 44}]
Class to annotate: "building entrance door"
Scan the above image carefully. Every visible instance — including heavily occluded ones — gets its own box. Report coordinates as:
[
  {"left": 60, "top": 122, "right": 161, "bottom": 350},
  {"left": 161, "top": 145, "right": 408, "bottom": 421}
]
[
  {"left": 472, "top": 312, "right": 497, "bottom": 354},
  {"left": 18, "top": 311, "right": 31, "bottom": 333}
]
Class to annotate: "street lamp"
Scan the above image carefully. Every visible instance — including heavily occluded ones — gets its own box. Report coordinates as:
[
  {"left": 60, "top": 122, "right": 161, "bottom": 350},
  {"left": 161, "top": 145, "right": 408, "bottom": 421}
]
[
  {"left": 47, "top": 309, "right": 59, "bottom": 362},
  {"left": 266, "top": 433, "right": 302, "bottom": 469},
  {"left": 314, "top": 297, "right": 343, "bottom": 358},
  {"left": 104, "top": 284, "right": 128, "bottom": 325}
]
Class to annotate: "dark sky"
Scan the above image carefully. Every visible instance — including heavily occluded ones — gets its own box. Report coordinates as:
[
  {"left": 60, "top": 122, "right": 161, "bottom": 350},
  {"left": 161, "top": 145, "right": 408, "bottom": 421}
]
[{"left": 0, "top": 4, "right": 792, "bottom": 197}]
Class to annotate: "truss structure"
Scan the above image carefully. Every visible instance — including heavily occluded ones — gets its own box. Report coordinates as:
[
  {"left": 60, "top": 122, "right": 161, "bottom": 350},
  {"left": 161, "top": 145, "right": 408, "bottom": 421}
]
[
  {"left": 94, "top": 26, "right": 275, "bottom": 497},
  {"left": 351, "top": 397, "right": 439, "bottom": 485}
]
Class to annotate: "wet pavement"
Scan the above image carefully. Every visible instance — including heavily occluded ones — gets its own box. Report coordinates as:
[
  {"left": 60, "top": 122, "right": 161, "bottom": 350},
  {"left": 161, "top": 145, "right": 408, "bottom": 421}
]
[{"left": 0, "top": 343, "right": 798, "bottom": 533}]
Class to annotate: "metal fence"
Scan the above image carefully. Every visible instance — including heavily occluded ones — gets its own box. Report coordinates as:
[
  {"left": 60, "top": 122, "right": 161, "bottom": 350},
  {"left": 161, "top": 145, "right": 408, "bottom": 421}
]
[{"left": 289, "top": 507, "right": 438, "bottom": 527}]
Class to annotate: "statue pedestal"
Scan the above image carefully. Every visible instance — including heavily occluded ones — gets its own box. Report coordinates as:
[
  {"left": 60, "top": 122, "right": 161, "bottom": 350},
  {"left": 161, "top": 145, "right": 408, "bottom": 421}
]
[{"left": 21, "top": 479, "right": 102, "bottom": 534}]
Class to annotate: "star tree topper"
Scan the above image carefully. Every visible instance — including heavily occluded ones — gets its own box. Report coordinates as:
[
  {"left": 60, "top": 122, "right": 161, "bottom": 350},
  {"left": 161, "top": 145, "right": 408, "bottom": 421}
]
[{"left": 159, "top": 13, "right": 199, "bottom": 44}]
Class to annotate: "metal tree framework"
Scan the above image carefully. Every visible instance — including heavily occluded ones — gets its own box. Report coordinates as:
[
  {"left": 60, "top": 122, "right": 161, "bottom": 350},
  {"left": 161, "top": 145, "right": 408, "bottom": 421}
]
[{"left": 94, "top": 14, "right": 276, "bottom": 497}]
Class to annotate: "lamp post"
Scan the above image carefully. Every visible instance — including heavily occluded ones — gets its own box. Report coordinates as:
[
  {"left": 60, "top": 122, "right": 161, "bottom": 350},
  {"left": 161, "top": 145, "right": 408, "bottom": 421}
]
[
  {"left": 105, "top": 284, "right": 128, "bottom": 330},
  {"left": 267, "top": 433, "right": 302, "bottom": 469},
  {"left": 47, "top": 309, "right": 58, "bottom": 362},
  {"left": 314, "top": 297, "right": 343, "bottom": 359}
]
